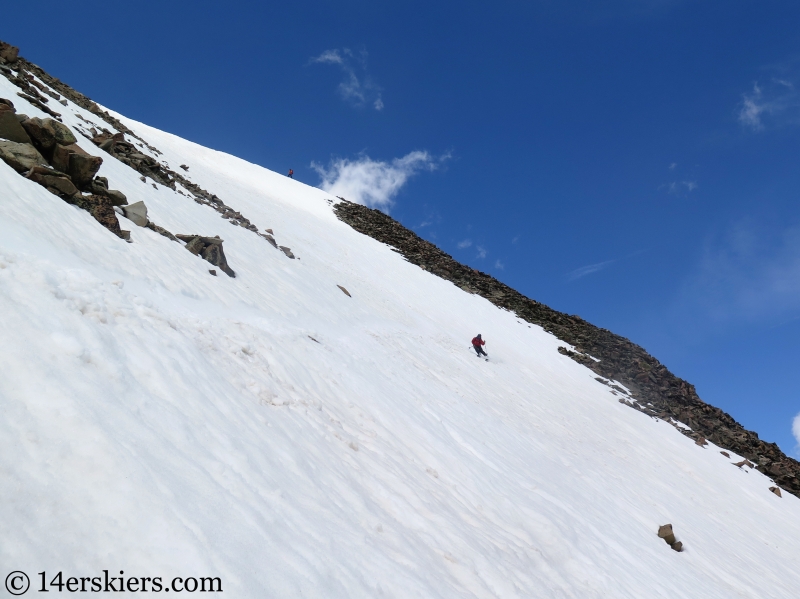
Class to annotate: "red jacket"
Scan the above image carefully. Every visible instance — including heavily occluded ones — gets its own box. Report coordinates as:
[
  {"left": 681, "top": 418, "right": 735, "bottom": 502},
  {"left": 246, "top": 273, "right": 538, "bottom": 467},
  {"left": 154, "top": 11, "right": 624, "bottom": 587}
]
[{"left": 472, "top": 337, "right": 485, "bottom": 346}]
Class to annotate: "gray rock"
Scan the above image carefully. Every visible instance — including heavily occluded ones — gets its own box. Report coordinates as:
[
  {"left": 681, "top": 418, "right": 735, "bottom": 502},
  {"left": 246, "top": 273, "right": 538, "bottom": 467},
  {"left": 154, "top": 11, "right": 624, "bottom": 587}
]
[
  {"left": 106, "top": 189, "right": 127, "bottom": 206},
  {"left": 50, "top": 120, "right": 77, "bottom": 146},
  {"left": 176, "top": 234, "right": 235, "bottom": 277},
  {"left": 279, "top": 246, "right": 295, "bottom": 259},
  {"left": 0, "top": 140, "right": 48, "bottom": 173},
  {"left": 121, "top": 201, "right": 148, "bottom": 227}
]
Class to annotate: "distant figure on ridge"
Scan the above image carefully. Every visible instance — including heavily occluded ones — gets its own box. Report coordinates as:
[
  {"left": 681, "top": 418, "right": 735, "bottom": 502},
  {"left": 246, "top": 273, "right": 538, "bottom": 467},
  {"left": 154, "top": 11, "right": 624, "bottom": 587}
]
[
  {"left": 287, "top": 169, "right": 294, "bottom": 179},
  {"left": 472, "top": 334, "right": 487, "bottom": 357}
]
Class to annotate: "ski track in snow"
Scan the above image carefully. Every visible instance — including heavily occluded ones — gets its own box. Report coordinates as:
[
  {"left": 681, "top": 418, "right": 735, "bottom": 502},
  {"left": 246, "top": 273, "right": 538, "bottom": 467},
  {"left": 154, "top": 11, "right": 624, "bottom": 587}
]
[{"left": 1, "top": 75, "right": 799, "bottom": 598}]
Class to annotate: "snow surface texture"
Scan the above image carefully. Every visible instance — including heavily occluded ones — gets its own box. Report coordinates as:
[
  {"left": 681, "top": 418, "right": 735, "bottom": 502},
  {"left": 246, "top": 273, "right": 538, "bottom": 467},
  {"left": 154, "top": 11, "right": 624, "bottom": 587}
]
[{"left": 2, "top": 75, "right": 799, "bottom": 598}]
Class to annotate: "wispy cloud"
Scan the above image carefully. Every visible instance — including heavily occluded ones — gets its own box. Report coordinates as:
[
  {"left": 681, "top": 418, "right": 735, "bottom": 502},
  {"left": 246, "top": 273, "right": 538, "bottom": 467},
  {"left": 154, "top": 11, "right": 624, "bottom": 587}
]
[
  {"left": 737, "top": 72, "right": 800, "bottom": 131},
  {"left": 494, "top": 259, "right": 505, "bottom": 270},
  {"left": 663, "top": 180, "right": 698, "bottom": 196},
  {"left": 676, "top": 220, "right": 800, "bottom": 326},
  {"left": 310, "top": 48, "right": 384, "bottom": 110},
  {"left": 565, "top": 259, "right": 615, "bottom": 281},
  {"left": 793, "top": 413, "right": 800, "bottom": 458},
  {"left": 457, "top": 239, "right": 472, "bottom": 249},
  {"left": 312, "top": 151, "right": 447, "bottom": 211},
  {"left": 669, "top": 162, "right": 677, "bottom": 170},
  {"left": 476, "top": 246, "right": 487, "bottom": 259}
]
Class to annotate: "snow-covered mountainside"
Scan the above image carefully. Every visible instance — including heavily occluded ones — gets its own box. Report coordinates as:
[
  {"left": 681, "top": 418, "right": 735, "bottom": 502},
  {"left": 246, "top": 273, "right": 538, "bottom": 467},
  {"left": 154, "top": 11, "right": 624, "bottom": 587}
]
[{"left": 2, "top": 44, "right": 799, "bottom": 598}]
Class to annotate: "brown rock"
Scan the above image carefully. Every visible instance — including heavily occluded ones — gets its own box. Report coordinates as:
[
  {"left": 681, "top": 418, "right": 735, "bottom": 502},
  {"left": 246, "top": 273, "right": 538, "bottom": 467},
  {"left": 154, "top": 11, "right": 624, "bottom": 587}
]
[
  {"left": 20, "top": 117, "right": 76, "bottom": 153},
  {"left": 657, "top": 524, "right": 676, "bottom": 546},
  {"left": 50, "top": 143, "right": 102, "bottom": 189},
  {"left": 20, "top": 117, "right": 56, "bottom": 152},
  {"left": 337, "top": 285, "right": 351, "bottom": 297},
  {"left": 670, "top": 542, "right": 683, "bottom": 552},
  {"left": 720, "top": 451, "right": 730, "bottom": 458},
  {"left": 695, "top": 436, "right": 708, "bottom": 447},
  {"left": 26, "top": 166, "right": 79, "bottom": 198},
  {"left": 0, "top": 110, "right": 32, "bottom": 144},
  {"left": 73, "top": 194, "right": 125, "bottom": 238},
  {"left": 0, "top": 42, "right": 19, "bottom": 63},
  {"left": 769, "top": 487, "right": 782, "bottom": 498}
]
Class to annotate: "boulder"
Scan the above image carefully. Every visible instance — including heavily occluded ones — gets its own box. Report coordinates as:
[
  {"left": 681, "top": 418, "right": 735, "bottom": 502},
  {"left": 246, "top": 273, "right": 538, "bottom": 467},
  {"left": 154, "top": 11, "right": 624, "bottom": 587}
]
[
  {"left": 50, "top": 119, "right": 77, "bottom": 146},
  {"left": 20, "top": 117, "right": 76, "bottom": 154},
  {"left": 50, "top": 143, "right": 102, "bottom": 189},
  {"left": 176, "top": 234, "right": 235, "bottom": 278},
  {"left": 20, "top": 117, "right": 56, "bottom": 152},
  {"left": 279, "top": 246, "right": 295, "bottom": 259},
  {"left": 88, "top": 177, "right": 127, "bottom": 205},
  {"left": 769, "top": 486, "right": 782, "bottom": 498},
  {"left": 0, "top": 98, "right": 14, "bottom": 110},
  {"left": 25, "top": 166, "right": 79, "bottom": 199},
  {"left": 106, "top": 189, "right": 128, "bottom": 206},
  {"left": 0, "top": 110, "right": 32, "bottom": 144},
  {"left": 0, "top": 140, "right": 49, "bottom": 173},
  {"left": 121, "top": 201, "right": 148, "bottom": 227},
  {"left": 657, "top": 524, "right": 676, "bottom": 546},
  {"left": 0, "top": 42, "right": 19, "bottom": 64}
]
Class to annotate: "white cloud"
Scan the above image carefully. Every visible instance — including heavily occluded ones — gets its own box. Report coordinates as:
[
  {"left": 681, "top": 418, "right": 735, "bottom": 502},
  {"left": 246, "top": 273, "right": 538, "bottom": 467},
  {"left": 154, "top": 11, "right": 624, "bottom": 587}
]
[
  {"left": 566, "top": 259, "right": 615, "bottom": 281},
  {"left": 669, "top": 162, "right": 677, "bottom": 170},
  {"left": 663, "top": 180, "right": 698, "bottom": 196},
  {"left": 476, "top": 246, "right": 487, "bottom": 259},
  {"left": 311, "top": 49, "right": 345, "bottom": 65},
  {"left": 737, "top": 76, "right": 800, "bottom": 131},
  {"left": 494, "top": 259, "right": 505, "bottom": 270},
  {"left": 312, "top": 151, "right": 444, "bottom": 211},
  {"left": 793, "top": 413, "right": 800, "bottom": 457},
  {"left": 457, "top": 239, "right": 472, "bottom": 249},
  {"left": 739, "top": 83, "right": 766, "bottom": 130},
  {"left": 310, "top": 48, "right": 383, "bottom": 111}
]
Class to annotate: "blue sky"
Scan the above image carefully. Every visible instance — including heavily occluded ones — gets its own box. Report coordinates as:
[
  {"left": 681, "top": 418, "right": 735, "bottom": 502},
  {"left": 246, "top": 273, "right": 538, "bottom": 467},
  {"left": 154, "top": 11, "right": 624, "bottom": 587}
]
[{"left": 5, "top": 0, "right": 800, "bottom": 455}]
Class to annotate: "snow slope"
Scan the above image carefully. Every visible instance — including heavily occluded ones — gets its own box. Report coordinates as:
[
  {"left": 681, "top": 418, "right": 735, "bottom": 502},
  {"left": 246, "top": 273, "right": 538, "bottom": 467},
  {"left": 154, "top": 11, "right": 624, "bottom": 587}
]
[{"left": 2, "top": 74, "right": 799, "bottom": 598}]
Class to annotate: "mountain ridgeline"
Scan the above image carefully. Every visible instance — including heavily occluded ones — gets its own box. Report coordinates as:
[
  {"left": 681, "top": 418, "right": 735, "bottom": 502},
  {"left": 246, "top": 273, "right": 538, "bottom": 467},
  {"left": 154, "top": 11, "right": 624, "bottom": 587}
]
[{"left": 334, "top": 201, "right": 800, "bottom": 499}]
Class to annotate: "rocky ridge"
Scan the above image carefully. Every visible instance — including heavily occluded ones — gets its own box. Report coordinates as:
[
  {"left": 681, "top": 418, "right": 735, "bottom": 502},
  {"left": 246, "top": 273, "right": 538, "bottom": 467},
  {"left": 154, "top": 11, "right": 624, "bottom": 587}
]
[
  {"left": 334, "top": 200, "right": 800, "bottom": 499},
  {"left": 0, "top": 39, "right": 292, "bottom": 258}
]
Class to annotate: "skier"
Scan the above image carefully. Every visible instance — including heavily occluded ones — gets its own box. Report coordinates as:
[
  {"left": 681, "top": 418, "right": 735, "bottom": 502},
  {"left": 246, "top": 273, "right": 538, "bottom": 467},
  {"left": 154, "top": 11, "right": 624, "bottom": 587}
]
[
  {"left": 288, "top": 169, "right": 294, "bottom": 179},
  {"left": 471, "top": 334, "right": 488, "bottom": 357}
]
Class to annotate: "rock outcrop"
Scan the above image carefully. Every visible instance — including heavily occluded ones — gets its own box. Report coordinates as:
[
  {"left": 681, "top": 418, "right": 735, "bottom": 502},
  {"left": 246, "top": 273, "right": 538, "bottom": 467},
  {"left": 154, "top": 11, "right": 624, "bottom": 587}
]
[
  {"left": 1, "top": 41, "right": 297, "bottom": 260},
  {"left": 176, "top": 235, "right": 236, "bottom": 278},
  {"left": 333, "top": 200, "right": 800, "bottom": 499},
  {"left": 0, "top": 96, "right": 125, "bottom": 239}
]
